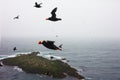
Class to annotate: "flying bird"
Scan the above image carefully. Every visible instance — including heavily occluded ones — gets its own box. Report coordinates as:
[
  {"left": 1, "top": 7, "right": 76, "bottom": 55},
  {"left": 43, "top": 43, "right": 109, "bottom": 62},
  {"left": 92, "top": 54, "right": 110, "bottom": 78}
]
[
  {"left": 13, "top": 15, "right": 19, "bottom": 19},
  {"left": 13, "top": 47, "right": 17, "bottom": 51},
  {"left": 34, "top": 2, "right": 42, "bottom": 8},
  {"left": 38, "top": 40, "right": 62, "bottom": 50},
  {"left": 56, "top": 35, "right": 58, "bottom": 37},
  {"left": 46, "top": 7, "right": 62, "bottom": 21}
]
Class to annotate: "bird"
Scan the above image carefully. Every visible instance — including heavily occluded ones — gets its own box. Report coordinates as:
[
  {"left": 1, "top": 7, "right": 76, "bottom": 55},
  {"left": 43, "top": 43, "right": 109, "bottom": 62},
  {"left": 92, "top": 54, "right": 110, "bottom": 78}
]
[
  {"left": 13, "top": 47, "right": 17, "bottom": 51},
  {"left": 56, "top": 35, "right": 58, "bottom": 37},
  {"left": 46, "top": 7, "right": 62, "bottom": 21},
  {"left": 13, "top": 15, "right": 19, "bottom": 19},
  {"left": 38, "top": 40, "right": 62, "bottom": 50},
  {"left": 34, "top": 2, "right": 42, "bottom": 8}
]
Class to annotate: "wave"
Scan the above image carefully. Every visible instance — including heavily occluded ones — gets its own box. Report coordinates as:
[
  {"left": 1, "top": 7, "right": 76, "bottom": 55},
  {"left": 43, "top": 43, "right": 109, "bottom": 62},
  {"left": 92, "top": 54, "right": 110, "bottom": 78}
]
[
  {"left": 0, "top": 51, "right": 69, "bottom": 63},
  {"left": 37, "top": 54, "right": 69, "bottom": 63},
  {"left": 13, "top": 66, "right": 23, "bottom": 72},
  {"left": 0, "top": 52, "right": 31, "bottom": 60}
]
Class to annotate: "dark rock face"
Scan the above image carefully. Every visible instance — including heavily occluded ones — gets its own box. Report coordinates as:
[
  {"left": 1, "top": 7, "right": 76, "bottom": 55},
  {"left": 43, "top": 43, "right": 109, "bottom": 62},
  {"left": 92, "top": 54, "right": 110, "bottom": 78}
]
[{"left": 1, "top": 52, "right": 85, "bottom": 79}]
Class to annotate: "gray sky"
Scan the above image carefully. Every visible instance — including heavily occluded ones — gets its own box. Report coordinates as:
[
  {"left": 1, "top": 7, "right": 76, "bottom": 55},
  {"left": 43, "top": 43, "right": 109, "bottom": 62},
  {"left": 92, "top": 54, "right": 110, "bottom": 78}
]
[{"left": 1, "top": 0, "right": 120, "bottom": 40}]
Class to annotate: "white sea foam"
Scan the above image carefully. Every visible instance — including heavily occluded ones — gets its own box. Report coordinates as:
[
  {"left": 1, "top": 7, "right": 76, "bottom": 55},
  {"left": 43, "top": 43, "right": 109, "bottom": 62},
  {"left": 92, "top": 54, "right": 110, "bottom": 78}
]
[
  {"left": 37, "top": 54, "right": 68, "bottom": 63},
  {"left": 0, "top": 55, "right": 8, "bottom": 60},
  {"left": 13, "top": 66, "right": 23, "bottom": 72},
  {"left": 16, "top": 52, "right": 31, "bottom": 55},
  {"left": 37, "top": 54, "right": 63, "bottom": 60},
  {"left": 0, "top": 52, "right": 31, "bottom": 60},
  {"left": 7, "top": 55, "right": 16, "bottom": 58},
  {"left": 0, "top": 52, "right": 67, "bottom": 61},
  {"left": 0, "top": 51, "right": 68, "bottom": 63},
  {"left": 0, "top": 54, "right": 21, "bottom": 60},
  {"left": 44, "top": 55, "right": 63, "bottom": 60}
]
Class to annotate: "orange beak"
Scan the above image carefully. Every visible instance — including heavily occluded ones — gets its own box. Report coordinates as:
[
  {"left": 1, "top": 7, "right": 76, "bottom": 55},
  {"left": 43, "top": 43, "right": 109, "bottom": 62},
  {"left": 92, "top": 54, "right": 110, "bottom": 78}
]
[
  {"left": 38, "top": 41, "right": 42, "bottom": 45},
  {"left": 45, "top": 18, "right": 48, "bottom": 20}
]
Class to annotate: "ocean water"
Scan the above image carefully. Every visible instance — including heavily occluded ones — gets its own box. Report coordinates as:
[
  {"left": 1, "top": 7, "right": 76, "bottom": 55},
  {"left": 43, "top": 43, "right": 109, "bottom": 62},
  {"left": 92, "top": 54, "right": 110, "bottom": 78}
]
[{"left": 0, "top": 37, "right": 120, "bottom": 80}]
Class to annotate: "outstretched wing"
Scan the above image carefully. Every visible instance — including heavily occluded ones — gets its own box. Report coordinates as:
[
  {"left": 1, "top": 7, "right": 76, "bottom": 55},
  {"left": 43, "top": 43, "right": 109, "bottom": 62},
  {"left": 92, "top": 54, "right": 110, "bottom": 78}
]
[
  {"left": 35, "top": 2, "right": 38, "bottom": 5},
  {"left": 59, "top": 44, "right": 63, "bottom": 48},
  {"left": 46, "top": 40, "right": 55, "bottom": 45},
  {"left": 13, "top": 15, "right": 19, "bottom": 19},
  {"left": 51, "top": 7, "right": 57, "bottom": 18}
]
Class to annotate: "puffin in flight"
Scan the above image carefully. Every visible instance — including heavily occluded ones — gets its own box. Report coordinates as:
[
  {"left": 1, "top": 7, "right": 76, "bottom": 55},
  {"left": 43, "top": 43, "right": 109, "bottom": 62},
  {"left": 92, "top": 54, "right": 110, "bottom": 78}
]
[
  {"left": 13, "top": 15, "right": 19, "bottom": 19},
  {"left": 46, "top": 7, "right": 62, "bottom": 21},
  {"left": 34, "top": 2, "right": 42, "bottom": 8},
  {"left": 13, "top": 47, "right": 17, "bottom": 51},
  {"left": 38, "top": 40, "right": 62, "bottom": 51}
]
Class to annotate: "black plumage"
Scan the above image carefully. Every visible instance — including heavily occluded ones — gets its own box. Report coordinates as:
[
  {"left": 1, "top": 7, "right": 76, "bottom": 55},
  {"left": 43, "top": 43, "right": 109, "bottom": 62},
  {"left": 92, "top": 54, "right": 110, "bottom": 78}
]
[
  {"left": 46, "top": 7, "right": 62, "bottom": 21},
  {"left": 13, "top": 47, "right": 17, "bottom": 51},
  {"left": 13, "top": 15, "right": 19, "bottom": 19},
  {"left": 38, "top": 40, "right": 62, "bottom": 50},
  {"left": 34, "top": 2, "right": 42, "bottom": 8}
]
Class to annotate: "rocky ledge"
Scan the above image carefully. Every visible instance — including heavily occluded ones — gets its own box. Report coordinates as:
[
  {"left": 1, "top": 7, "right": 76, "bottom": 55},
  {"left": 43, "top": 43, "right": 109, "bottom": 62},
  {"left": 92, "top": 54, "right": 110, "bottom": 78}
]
[{"left": 1, "top": 52, "right": 85, "bottom": 80}]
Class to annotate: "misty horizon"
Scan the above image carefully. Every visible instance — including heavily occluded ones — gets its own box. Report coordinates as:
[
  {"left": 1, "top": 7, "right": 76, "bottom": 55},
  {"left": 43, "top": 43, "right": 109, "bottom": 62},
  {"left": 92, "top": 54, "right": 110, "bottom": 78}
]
[{"left": 1, "top": 0, "right": 120, "bottom": 40}]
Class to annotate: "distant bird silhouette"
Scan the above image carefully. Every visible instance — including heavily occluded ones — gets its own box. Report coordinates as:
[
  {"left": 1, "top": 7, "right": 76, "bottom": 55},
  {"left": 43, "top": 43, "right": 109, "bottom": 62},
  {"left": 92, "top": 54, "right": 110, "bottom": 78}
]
[
  {"left": 46, "top": 7, "right": 62, "bottom": 21},
  {"left": 56, "top": 35, "right": 58, "bottom": 37},
  {"left": 13, "top": 15, "right": 19, "bottom": 19},
  {"left": 34, "top": 2, "right": 42, "bottom": 8},
  {"left": 38, "top": 40, "right": 62, "bottom": 51},
  {"left": 13, "top": 47, "right": 17, "bottom": 51}
]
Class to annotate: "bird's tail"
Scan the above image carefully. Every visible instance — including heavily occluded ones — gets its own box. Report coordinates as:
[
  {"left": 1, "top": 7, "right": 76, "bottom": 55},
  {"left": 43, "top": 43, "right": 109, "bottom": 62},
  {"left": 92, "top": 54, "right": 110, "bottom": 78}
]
[{"left": 59, "top": 44, "right": 63, "bottom": 48}]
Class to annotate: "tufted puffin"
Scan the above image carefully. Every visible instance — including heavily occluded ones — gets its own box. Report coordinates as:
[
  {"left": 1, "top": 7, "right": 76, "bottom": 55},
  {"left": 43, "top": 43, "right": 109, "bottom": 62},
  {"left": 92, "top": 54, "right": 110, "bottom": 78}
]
[{"left": 38, "top": 40, "right": 62, "bottom": 50}]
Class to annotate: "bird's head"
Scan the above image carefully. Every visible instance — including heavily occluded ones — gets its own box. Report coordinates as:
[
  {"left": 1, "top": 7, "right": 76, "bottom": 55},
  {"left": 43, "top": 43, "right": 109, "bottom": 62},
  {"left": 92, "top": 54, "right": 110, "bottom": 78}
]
[
  {"left": 38, "top": 41, "right": 43, "bottom": 45},
  {"left": 45, "top": 18, "right": 49, "bottom": 20}
]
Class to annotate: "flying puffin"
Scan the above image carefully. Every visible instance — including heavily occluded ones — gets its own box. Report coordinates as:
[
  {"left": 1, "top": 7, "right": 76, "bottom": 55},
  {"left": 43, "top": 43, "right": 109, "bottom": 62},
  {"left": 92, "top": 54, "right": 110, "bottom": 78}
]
[
  {"left": 34, "top": 2, "right": 42, "bottom": 8},
  {"left": 46, "top": 7, "right": 62, "bottom": 21},
  {"left": 13, "top": 15, "right": 19, "bottom": 19},
  {"left": 38, "top": 40, "right": 62, "bottom": 50},
  {"left": 13, "top": 47, "right": 17, "bottom": 51}
]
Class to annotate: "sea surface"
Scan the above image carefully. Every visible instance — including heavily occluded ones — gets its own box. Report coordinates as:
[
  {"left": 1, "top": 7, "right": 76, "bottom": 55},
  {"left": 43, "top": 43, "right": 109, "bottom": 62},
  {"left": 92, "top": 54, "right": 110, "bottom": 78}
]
[{"left": 0, "top": 37, "right": 120, "bottom": 80}]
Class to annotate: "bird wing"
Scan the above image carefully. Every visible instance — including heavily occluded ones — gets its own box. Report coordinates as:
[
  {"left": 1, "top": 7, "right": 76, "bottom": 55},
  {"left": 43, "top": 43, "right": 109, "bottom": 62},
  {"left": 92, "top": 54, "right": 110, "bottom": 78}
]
[
  {"left": 43, "top": 40, "right": 61, "bottom": 50},
  {"left": 46, "top": 40, "right": 55, "bottom": 45},
  {"left": 13, "top": 16, "right": 19, "bottom": 19},
  {"left": 59, "top": 44, "right": 63, "bottom": 48},
  {"left": 51, "top": 7, "right": 57, "bottom": 18},
  {"left": 35, "top": 2, "right": 38, "bottom": 5}
]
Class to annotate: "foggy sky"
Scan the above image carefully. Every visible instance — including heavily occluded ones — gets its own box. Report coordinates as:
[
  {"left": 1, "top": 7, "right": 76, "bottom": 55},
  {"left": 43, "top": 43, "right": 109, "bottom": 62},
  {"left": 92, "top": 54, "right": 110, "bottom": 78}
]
[{"left": 1, "top": 0, "right": 120, "bottom": 40}]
